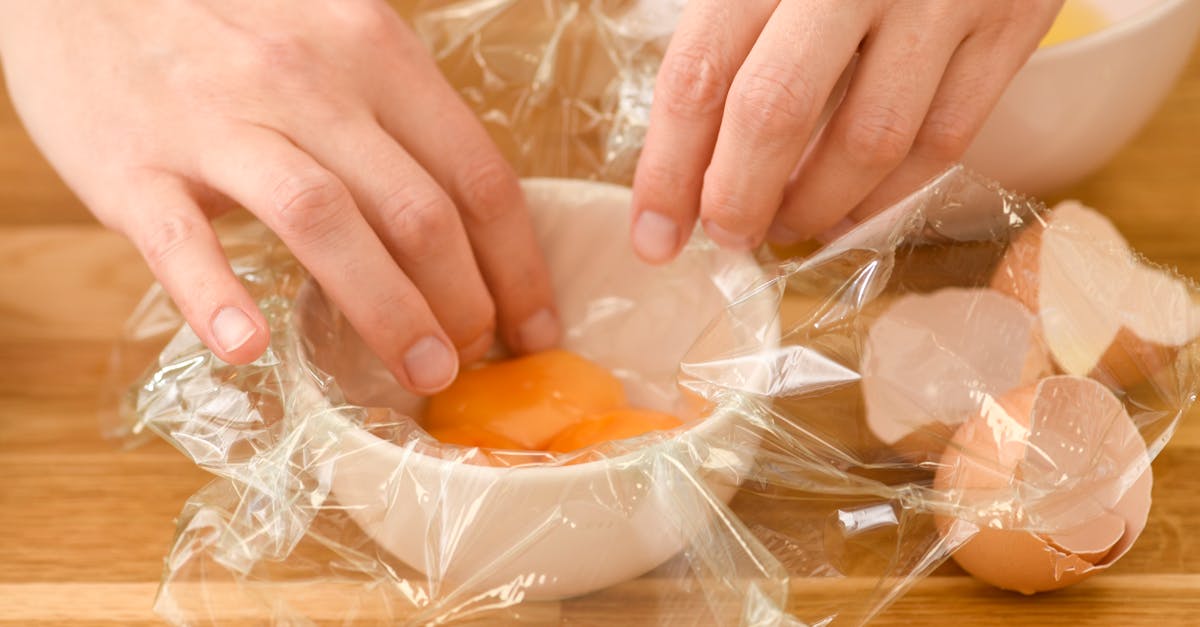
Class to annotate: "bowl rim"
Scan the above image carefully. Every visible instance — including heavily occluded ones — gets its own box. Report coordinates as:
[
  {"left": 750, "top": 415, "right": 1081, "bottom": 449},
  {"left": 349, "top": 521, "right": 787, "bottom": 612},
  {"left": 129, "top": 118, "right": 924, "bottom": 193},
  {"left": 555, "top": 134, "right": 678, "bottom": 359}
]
[
  {"left": 1032, "top": 0, "right": 1197, "bottom": 62},
  {"left": 293, "top": 177, "right": 780, "bottom": 481}
]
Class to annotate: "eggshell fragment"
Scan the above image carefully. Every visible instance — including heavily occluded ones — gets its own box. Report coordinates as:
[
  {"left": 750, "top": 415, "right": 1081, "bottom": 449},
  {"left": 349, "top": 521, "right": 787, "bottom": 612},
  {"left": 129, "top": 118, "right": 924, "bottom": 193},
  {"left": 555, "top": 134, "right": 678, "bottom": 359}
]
[
  {"left": 860, "top": 288, "right": 1052, "bottom": 459},
  {"left": 934, "top": 375, "right": 1153, "bottom": 594},
  {"left": 1043, "top": 512, "right": 1125, "bottom": 563},
  {"left": 991, "top": 201, "right": 1200, "bottom": 387}
]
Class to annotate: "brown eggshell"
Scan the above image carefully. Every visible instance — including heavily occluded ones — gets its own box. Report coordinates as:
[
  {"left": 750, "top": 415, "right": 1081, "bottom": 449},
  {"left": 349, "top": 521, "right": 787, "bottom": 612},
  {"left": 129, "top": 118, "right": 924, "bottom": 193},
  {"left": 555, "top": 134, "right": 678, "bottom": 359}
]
[
  {"left": 1095, "top": 328, "right": 1180, "bottom": 392},
  {"left": 1042, "top": 511, "right": 1125, "bottom": 563},
  {"left": 885, "top": 421, "right": 958, "bottom": 466},
  {"left": 991, "top": 201, "right": 1200, "bottom": 388},
  {"left": 934, "top": 376, "right": 1153, "bottom": 594},
  {"left": 861, "top": 288, "right": 1052, "bottom": 461},
  {"left": 1094, "top": 264, "right": 1200, "bottom": 389},
  {"left": 990, "top": 214, "right": 1044, "bottom": 315}
]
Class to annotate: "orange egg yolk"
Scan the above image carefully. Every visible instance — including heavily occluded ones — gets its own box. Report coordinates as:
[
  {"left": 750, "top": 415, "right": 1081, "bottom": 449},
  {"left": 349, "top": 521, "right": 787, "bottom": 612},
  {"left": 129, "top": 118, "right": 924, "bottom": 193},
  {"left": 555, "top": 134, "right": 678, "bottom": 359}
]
[
  {"left": 1040, "top": 0, "right": 1106, "bottom": 48},
  {"left": 423, "top": 349, "right": 683, "bottom": 452},
  {"left": 545, "top": 409, "right": 683, "bottom": 453},
  {"left": 423, "top": 424, "right": 522, "bottom": 450}
]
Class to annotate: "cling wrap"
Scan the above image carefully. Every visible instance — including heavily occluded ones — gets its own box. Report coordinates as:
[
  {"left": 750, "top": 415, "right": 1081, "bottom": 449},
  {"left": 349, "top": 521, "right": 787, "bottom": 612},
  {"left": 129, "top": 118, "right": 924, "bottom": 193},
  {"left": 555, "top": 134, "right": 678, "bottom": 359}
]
[{"left": 104, "top": 2, "right": 1200, "bottom": 625}]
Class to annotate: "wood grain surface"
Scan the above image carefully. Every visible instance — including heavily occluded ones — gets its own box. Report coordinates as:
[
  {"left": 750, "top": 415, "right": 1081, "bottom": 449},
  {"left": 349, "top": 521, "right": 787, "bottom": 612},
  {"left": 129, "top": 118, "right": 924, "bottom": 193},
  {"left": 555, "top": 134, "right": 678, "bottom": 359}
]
[{"left": 1, "top": 34, "right": 1199, "bottom": 627}]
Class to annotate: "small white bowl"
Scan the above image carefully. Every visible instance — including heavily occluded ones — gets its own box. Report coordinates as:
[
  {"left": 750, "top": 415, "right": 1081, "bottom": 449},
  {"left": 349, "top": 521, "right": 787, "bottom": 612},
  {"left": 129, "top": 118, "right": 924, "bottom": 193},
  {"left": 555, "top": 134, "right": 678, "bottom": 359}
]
[
  {"left": 964, "top": 0, "right": 1200, "bottom": 194},
  {"left": 291, "top": 179, "right": 778, "bottom": 600}
]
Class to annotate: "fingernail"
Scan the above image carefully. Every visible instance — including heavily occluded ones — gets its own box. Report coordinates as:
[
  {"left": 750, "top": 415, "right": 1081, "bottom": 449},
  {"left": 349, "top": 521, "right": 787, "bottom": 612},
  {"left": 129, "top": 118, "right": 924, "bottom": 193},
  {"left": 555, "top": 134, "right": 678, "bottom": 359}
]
[
  {"left": 404, "top": 335, "right": 459, "bottom": 392},
  {"left": 517, "top": 308, "right": 561, "bottom": 353},
  {"left": 703, "top": 220, "right": 756, "bottom": 250},
  {"left": 459, "top": 329, "right": 495, "bottom": 361},
  {"left": 632, "top": 211, "right": 679, "bottom": 263},
  {"left": 767, "top": 222, "right": 801, "bottom": 245},
  {"left": 211, "top": 306, "right": 256, "bottom": 353}
]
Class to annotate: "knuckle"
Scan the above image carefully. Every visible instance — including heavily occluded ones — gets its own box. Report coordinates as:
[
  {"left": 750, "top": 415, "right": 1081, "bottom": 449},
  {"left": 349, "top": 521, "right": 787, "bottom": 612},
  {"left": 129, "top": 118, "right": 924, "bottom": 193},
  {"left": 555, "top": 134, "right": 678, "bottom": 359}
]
[
  {"left": 658, "top": 42, "right": 731, "bottom": 117},
  {"left": 839, "top": 103, "right": 918, "bottom": 167},
  {"left": 914, "top": 109, "right": 977, "bottom": 162},
  {"left": 728, "top": 63, "right": 815, "bottom": 138},
  {"left": 381, "top": 190, "right": 459, "bottom": 262},
  {"left": 456, "top": 158, "right": 520, "bottom": 227},
  {"left": 269, "top": 171, "right": 349, "bottom": 241},
  {"left": 139, "top": 213, "right": 200, "bottom": 268},
  {"left": 361, "top": 289, "right": 430, "bottom": 355},
  {"left": 980, "top": 3, "right": 1023, "bottom": 35},
  {"left": 333, "top": 1, "right": 392, "bottom": 42},
  {"left": 636, "top": 159, "right": 694, "bottom": 201},
  {"left": 700, "top": 183, "right": 745, "bottom": 231}
]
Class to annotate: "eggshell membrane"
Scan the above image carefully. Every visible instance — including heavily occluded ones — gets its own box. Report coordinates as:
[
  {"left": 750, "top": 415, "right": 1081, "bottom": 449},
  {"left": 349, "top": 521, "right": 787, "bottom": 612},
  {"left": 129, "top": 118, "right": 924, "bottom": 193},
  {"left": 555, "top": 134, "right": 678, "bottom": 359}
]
[
  {"left": 861, "top": 287, "right": 1052, "bottom": 458},
  {"left": 935, "top": 376, "right": 1153, "bottom": 594},
  {"left": 991, "top": 202, "right": 1200, "bottom": 387}
]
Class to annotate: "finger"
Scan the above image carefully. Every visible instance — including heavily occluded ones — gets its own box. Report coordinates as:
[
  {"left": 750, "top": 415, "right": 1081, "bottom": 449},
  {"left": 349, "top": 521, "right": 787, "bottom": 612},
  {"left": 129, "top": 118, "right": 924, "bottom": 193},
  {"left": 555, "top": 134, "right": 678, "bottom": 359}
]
[
  {"left": 369, "top": 19, "right": 561, "bottom": 354},
  {"left": 290, "top": 116, "right": 497, "bottom": 364},
  {"left": 199, "top": 125, "right": 459, "bottom": 394},
  {"left": 770, "top": 7, "right": 965, "bottom": 244},
  {"left": 846, "top": 10, "right": 1056, "bottom": 224},
  {"left": 700, "top": 0, "right": 870, "bottom": 250},
  {"left": 629, "top": 0, "right": 778, "bottom": 263},
  {"left": 117, "top": 172, "right": 269, "bottom": 364}
]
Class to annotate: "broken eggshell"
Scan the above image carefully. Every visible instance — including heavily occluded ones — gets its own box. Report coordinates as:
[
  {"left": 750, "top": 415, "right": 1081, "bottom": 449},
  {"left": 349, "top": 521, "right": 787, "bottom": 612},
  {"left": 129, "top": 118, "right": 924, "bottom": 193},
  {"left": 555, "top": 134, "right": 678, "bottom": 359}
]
[
  {"left": 861, "top": 287, "right": 1052, "bottom": 460},
  {"left": 992, "top": 201, "right": 1200, "bottom": 388},
  {"left": 934, "top": 375, "right": 1152, "bottom": 595}
]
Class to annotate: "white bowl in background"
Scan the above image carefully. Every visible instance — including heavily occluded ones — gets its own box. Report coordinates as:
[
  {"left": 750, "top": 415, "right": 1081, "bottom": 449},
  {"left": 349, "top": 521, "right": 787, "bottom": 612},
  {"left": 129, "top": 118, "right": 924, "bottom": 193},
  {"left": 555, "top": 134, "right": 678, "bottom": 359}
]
[
  {"left": 964, "top": 0, "right": 1200, "bottom": 194},
  {"left": 290, "top": 179, "right": 779, "bottom": 601}
]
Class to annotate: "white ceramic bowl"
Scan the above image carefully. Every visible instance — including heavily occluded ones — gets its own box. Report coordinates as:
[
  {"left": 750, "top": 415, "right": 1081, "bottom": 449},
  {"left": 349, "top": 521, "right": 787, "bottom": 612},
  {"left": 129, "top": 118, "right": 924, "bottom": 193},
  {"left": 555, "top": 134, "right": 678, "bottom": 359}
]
[
  {"left": 291, "top": 179, "right": 778, "bottom": 601},
  {"left": 964, "top": 0, "right": 1200, "bottom": 194}
]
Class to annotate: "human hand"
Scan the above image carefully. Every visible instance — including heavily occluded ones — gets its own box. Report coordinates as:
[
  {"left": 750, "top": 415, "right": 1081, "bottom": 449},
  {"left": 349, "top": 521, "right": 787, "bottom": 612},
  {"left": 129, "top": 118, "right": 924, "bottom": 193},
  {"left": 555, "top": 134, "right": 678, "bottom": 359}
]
[
  {"left": 630, "top": 0, "right": 1063, "bottom": 261},
  {"left": 0, "top": 0, "right": 560, "bottom": 393}
]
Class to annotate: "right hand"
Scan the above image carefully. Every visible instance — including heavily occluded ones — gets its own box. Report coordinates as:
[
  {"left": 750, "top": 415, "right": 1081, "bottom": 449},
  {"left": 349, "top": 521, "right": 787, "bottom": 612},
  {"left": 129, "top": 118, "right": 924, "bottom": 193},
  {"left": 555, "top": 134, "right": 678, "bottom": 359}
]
[
  {"left": 630, "top": 0, "right": 1058, "bottom": 260},
  {"left": 0, "top": 0, "right": 560, "bottom": 393}
]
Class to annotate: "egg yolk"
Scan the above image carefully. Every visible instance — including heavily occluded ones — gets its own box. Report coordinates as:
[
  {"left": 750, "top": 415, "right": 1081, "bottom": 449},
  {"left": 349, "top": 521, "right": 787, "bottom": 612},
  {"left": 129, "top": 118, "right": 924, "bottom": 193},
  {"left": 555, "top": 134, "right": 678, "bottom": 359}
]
[
  {"left": 424, "top": 349, "right": 627, "bottom": 450},
  {"left": 546, "top": 409, "right": 683, "bottom": 453},
  {"left": 424, "top": 424, "right": 522, "bottom": 450},
  {"left": 423, "top": 349, "right": 684, "bottom": 453},
  {"left": 1040, "top": 0, "right": 1106, "bottom": 48}
]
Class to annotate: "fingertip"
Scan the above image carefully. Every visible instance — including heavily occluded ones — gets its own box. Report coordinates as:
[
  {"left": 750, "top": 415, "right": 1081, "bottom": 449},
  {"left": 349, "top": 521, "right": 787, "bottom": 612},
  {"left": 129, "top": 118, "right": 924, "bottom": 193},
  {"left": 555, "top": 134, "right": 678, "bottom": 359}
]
[
  {"left": 457, "top": 328, "right": 496, "bottom": 365},
  {"left": 208, "top": 305, "right": 270, "bottom": 365},
  {"left": 402, "top": 334, "right": 460, "bottom": 394},
  {"left": 631, "top": 210, "right": 683, "bottom": 265},
  {"left": 702, "top": 219, "right": 757, "bottom": 251},
  {"left": 816, "top": 217, "right": 857, "bottom": 244},
  {"left": 514, "top": 307, "right": 561, "bottom": 354},
  {"left": 766, "top": 222, "right": 802, "bottom": 246}
]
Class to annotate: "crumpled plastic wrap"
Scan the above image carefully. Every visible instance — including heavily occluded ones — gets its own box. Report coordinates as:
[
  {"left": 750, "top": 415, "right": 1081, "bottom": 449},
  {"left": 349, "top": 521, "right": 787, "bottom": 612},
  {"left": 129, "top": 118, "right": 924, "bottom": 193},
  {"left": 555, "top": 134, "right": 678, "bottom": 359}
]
[
  {"left": 395, "top": 0, "right": 685, "bottom": 183},
  {"left": 103, "top": 1, "right": 1200, "bottom": 625}
]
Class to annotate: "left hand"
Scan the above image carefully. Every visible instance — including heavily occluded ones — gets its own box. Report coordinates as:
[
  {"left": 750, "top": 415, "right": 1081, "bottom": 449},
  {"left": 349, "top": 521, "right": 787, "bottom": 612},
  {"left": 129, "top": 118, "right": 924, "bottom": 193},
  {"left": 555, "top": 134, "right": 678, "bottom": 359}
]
[{"left": 630, "top": 0, "right": 1063, "bottom": 261}]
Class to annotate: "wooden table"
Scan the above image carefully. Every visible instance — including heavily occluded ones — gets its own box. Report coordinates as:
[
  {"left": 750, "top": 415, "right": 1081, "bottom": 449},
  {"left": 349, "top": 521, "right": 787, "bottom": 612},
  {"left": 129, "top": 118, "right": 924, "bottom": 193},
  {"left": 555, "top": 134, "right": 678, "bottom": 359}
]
[{"left": 2, "top": 46, "right": 1199, "bottom": 627}]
